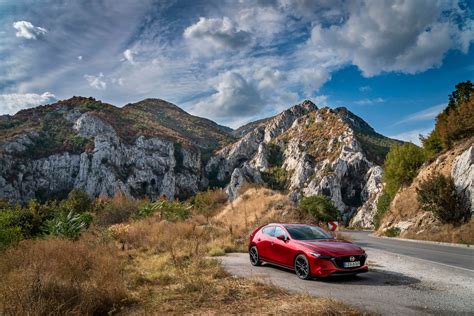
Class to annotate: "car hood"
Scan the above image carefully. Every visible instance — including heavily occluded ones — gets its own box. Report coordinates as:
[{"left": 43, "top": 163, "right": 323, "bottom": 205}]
[{"left": 295, "top": 239, "right": 364, "bottom": 256}]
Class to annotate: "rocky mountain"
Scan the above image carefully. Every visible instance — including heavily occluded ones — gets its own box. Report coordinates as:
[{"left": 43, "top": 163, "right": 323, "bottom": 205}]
[
  {"left": 206, "top": 100, "right": 400, "bottom": 223},
  {"left": 0, "top": 96, "right": 400, "bottom": 225},
  {"left": 0, "top": 97, "right": 235, "bottom": 202}
]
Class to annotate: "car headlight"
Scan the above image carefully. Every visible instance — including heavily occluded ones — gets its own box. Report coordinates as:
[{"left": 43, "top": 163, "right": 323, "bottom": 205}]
[{"left": 310, "top": 252, "right": 332, "bottom": 259}]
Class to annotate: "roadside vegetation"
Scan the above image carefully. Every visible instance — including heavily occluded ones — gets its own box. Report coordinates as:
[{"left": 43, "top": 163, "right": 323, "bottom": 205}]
[
  {"left": 374, "top": 81, "right": 473, "bottom": 231},
  {"left": 0, "top": 186, "right": 361, "bottom": 315}
]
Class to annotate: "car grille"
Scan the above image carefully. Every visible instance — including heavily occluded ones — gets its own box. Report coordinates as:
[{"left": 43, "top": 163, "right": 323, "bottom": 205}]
[{"left": 332, "top": 255, "right": 366, "bottom": 269}]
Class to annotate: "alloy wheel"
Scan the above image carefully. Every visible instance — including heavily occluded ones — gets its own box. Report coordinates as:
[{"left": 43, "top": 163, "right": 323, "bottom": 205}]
[
  {"left": 295, "top": 255, "right": 310, "bottom": 280},
  {"left": 249, "top": 246, "right": 261, "bottom": 266}
]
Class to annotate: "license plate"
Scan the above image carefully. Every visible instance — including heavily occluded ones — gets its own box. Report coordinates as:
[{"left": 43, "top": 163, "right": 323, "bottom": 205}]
[{"left": 343, "top": 261, "right": 360, "bottom": 268}]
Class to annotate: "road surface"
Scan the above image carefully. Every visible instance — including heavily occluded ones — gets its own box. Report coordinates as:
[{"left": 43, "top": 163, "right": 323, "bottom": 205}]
[
  {"left": 346, "top": 231, "right": 474, "bottom": 271},
  {"left": 218, "top": 232, "right": 474, "bottom": 315}
]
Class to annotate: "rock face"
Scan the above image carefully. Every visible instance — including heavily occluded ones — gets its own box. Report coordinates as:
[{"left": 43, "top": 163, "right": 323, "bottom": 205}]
[
  {"left": 0, "top": 97, "right": 399, "bottom": 227},
  {"left": 0, "top": 111, "right": 202, "bottom": 202},
  {"left": 452, "top": 145, "right": 473, "bottom": 213},
  {"left": 206, "top": 100, "right": 397, "bottom": 225}
]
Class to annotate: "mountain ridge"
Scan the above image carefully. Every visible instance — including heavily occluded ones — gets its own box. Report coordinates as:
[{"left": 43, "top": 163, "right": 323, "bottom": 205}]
[{"left": 0, "top": 96, "right": 400, "bottom": 225}]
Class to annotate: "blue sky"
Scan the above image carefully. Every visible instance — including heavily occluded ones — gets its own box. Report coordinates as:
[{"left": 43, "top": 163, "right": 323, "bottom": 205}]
[{"left": 0, "top": 0, "right": 473, "bottom": 143}]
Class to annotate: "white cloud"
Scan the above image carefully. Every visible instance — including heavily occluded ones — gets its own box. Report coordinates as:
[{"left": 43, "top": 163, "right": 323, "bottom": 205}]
[
  {"left": 77, "top": 55, "right": 83, "bottom": 60},
  {"left": 191, "top": 71, "right": 263, "bottom": 121},
  {"left": 394, "top": 103, "right": 445, "bottom": 125},
  {"left": 0, "top": 92, "right": 56, "bottom": 115},
  {"left": 306, "top": 0, "right": 473, "bottom": 76},
  {"left": 354, "top": 97, "right": 385, "bottom": 105},
  {"left": 293, "top": 66, "right": 330, "bottom": 95},
  {"left": 122, "top": 49, "right": 136, "bottom": 64},
  {"left": 84, "top": 73, "right": 106, "bottom": 90},
  {"left": 12, "top": 21, "right": 47, "bottom": 39},
  {"left": 183, "top": 17, "right": 252, "bottom": 54},
  {"left": 359, "top": 85, "right": 371, "bottom": 92},
  {"left": 390, "top": 127, "right": 432, "bottom": 145}
]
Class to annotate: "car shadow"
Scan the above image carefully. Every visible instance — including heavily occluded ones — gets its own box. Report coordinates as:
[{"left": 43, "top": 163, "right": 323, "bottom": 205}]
[{"left": 261, "top": 263, "right": 420, "bottom": 287}]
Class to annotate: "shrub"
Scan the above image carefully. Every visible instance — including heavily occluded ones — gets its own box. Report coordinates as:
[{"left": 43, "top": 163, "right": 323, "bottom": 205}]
[
  {"left": 267, "top": 142, "right": 284, "bottom": 167},
  {"left": 384, "top": 227, "right": 401, "bottom": 237},
  {"left": 0, "top": 210, "right": 23, "bottom": 250},
  {"left": 154, "top": 200, "right": 192, "bottom": 222},
  {"left": 207, "top": 246, "right": 226, "bottom": 257},
  {"left": 420, "top": 129, "right": 443, "bottom": 159},
  {"left": 298, "top": 195, "right": 339, "bottom": 222},
  {"left": 383, "top": 143, "right": 426, "bottom": 196},
  {"left": 43, "top": 211, "right": 92, "bottom": 239},
  {"left": 60, "top": 189, "right": 92, "bottom": 213},
  {"left": 416, "top": 172, "right": 470, "bottom": 223},
  {"left": 94, "top": 193, "right": 142, "bottom": 226},
  {"left": 373, "top": 192, "right": 393, "bottom": 229},
  {"left": 0, "top": 238, "right": 128, "bottom": 315},
  {"left": 191, "top": 189, "right": 228, "bottom": 221},
  {"left": 261, "top": 167, "right": 288, "bottom": 190}
]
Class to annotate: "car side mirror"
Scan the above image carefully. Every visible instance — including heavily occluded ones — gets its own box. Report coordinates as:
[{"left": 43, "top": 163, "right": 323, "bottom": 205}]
[{"left": 276, "top": 234, "right": 288, "bottom": 241}]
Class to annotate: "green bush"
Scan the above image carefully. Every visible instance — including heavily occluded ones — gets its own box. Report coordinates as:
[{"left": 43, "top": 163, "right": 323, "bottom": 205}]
[
  {"left": 383, "top": 143, "right": 426, "bottom": 196},
  {"left": 43, "top": 211, "right": 92, "bottom": 239},
  {"left": 298, "top": 195, "right": 339, "bottom": 222},
  {"left": 0, "top": 210, "right": 24, "bottom": 250},
  {"left": 384, "top": 227, "right": 401, "bottom": 237},
  {"left": 261, "top": 167, "right": 288, "bottom": 190},
  {"left": 190, "top": 189, "right": 228, "bottom": 221},
  {"left": 416, "top": 172, "right": 470, "bottom": 224},
  {"left": 373, "top": 192, "right": 393, "bottom": 229},
  {"left": 420, "top": 129, "right": 443, "bottom": 159},
  {"left": 150, "top": 200, "right": 192, "bottom": 222},
  {"left": 267, "top": 143, "right": 284, "bottom": 167},
  {"left": 60, "top": 189, "right": 92, "bottom": 214}
]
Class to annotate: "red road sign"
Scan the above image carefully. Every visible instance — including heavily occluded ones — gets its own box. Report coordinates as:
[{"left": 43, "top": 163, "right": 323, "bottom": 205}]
[{"left": 328, "top": 221, "right": 338, "bottom": 231}]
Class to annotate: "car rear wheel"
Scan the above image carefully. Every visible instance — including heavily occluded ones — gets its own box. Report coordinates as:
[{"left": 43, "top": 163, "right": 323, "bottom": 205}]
[
  {"left": 295, "top": 254, "right": 311, "bottom": 280},
  {"left": 249, "top": 246, "right": 261, "bottom": 266}
]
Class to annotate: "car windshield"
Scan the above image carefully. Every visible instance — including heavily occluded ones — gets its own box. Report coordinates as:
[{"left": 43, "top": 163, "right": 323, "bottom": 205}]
[{"left": 285, "top": 225, "right": 332, "bottom": 240}]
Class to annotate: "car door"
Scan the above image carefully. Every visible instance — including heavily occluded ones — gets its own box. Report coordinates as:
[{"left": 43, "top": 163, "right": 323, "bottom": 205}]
[
  {"left": 257, "top": 225, "right": 275, "bottom": 260},
  {"left": 270, "top": 226, "right": 294, "bottom": 267}
]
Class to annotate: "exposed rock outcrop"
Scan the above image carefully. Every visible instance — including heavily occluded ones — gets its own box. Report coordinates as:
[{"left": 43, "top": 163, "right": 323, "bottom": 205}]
[
  {"left": 452, "top": 145, "right": 473, "bottom": 213},
  {"left": 207, "top": 101, "right": 396, "bottom": 225}
]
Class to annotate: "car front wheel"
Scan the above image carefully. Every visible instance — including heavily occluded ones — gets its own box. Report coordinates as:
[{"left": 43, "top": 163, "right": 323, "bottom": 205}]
[
  {"left": 249, "top": 246, "right": 261, "bottom": 266},
  {"left": 295, "top": 254, "right": 311, "bottom": 280}
]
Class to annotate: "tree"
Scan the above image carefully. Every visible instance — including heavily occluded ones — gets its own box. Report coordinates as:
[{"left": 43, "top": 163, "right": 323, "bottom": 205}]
[
  {"left": 416, "top": 172, "right": 470, "bottom": 224},
  {"left": 298, "top": 195, "right": 339, "bottom": 222},
  {"left": 420, "top": 129, "right": 443, "bottom": 158},
  {"left": 383, "top": 143, "right": 426, "bottom": 196}
]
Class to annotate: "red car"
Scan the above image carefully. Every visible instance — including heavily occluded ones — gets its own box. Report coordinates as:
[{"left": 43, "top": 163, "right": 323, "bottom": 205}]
[{"left": 248, "top": 223, "right": 368, "bottom": 279}]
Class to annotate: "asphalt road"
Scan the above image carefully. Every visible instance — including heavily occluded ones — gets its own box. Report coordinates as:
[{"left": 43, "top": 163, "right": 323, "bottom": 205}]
[
  {"left": 218, "top": 232, "right": 474, "bottom": 315},
  {"left": 345, "top": 231, "right": 474, "bottom": 271}
]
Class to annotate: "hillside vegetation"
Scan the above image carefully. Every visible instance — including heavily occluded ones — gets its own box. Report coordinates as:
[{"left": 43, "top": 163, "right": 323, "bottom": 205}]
[
  {"left": 0, "top": 186, "right": 362, "bottom": 315},
  {"left": 0, "top": 97, "right": 235, "bottom": 159},
  {"left": 375, "top": 81, "right": 473, "bottom": 242}
]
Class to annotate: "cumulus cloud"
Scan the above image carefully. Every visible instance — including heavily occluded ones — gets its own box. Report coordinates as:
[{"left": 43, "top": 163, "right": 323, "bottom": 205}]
[
  {"left": 0, "top": 92, "right": 56, "bottom": 115},
  {"left": 191, "top": 72, "right": 263, "bottom": 121},
  {"left": 12, "top": 21, "right": 47, "bottom": 39},
  {"left": 122, "top": 49, "right": 136, "bottom": 64},
  {"left": 84, "top": 73, "right": 106, "bottom": 90},
  {"left": 294, "top": 67, "right": 331, "bottom": 95},
  {"left": 307, "top": 0, "right": 473, "bottom": 76},
  {"left": 183, "top": 17, "right": 252, "bottom": 53}
]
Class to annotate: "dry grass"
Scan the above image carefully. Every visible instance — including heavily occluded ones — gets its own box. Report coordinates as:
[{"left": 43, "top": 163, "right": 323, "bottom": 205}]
[
  {"left": 0, "top": 187, "right": 366, "bottom": 315},
  {"left": 403, "top": 220, "right": 474, "bottom": 245},
  {"left": 94, "top": 193, "right": 145, "bottom": 226},
  {"left": 0, "top": 236, "right": 129, "bottom": 315},
  {"left": 115, "top": 214, "right": 362, "bottom": 315}
]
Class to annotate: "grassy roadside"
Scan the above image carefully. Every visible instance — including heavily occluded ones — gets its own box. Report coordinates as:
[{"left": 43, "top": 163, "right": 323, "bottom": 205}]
[{"left": 0, "top": 187, "right": 366, "bottom": 315}]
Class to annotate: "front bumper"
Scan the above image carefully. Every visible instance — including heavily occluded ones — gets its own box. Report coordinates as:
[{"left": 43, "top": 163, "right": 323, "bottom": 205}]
[{"left": 310, "top": 255, "right": 368, "bottom": 278}]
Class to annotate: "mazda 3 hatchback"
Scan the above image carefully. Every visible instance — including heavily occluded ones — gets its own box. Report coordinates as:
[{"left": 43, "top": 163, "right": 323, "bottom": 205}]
[{"left": 248, "top": 223, "right": 368, "bottom": 279}]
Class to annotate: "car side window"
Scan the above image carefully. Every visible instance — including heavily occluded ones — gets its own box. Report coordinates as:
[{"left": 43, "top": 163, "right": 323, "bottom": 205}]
[
  {"left": 273, "top": 227, "right": 287, "bottom": 238},
  {"left": 262, "top": 226, "right": 275, "bottom": 236}
]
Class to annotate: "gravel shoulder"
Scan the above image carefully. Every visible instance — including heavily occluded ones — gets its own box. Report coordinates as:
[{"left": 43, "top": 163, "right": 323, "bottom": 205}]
[{"left": 218, "top": 249, "right": 474, "bottom": 315}]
